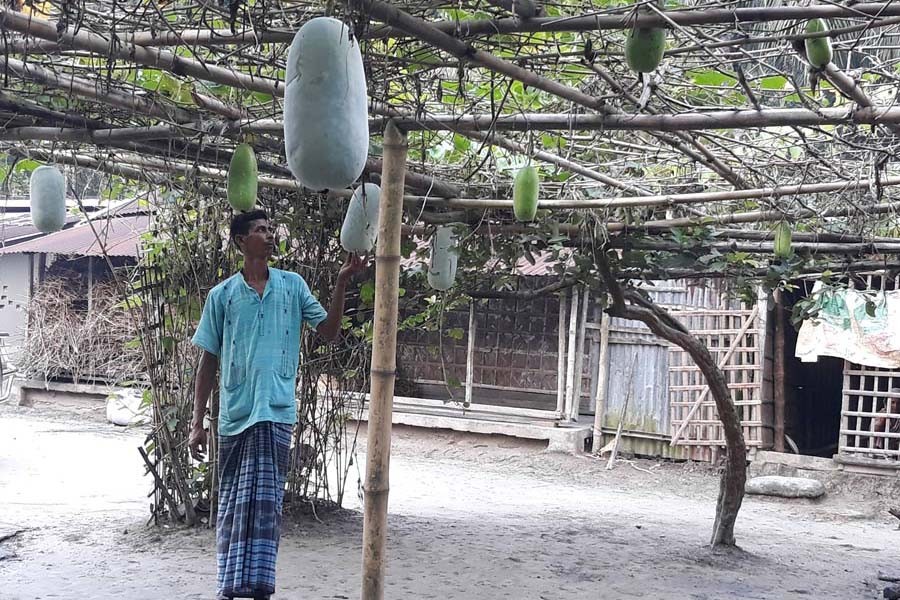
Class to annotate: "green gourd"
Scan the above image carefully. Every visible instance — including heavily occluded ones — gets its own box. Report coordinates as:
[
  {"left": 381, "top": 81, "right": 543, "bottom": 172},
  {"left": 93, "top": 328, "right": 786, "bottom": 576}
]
[
  {"left": 513, "top": 165, "right": 540, "bottom": 222},
  {"left": 29, "top": 165, "right": 66, "bottom": 233},
  {"left": 625, "top": 27, "right": 666, "bottom": 73},
  {"left": 284, "top": 17, "right": 369, "bottom": 190},
  {"left": 774, "top": 222, "right": 793, "bottom": 259},
  {"left": 804, "top": 19, "right": 833, "bottom": 68},
  {"left": 227, "top": 143, "right": 258, "bottom": 212}
]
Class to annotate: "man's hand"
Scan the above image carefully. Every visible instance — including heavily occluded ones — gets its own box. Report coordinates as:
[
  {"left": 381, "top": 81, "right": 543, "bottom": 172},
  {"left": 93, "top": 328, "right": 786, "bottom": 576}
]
[
  {"left": 338, "top": 253, "right": 367, "bottom": 281},
  {"left": 189, "top": 422, "right": 208, "bottom": 461}
]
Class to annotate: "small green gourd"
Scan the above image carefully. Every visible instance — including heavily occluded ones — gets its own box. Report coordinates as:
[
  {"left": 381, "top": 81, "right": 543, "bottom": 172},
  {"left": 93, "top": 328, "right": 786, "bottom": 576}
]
[
  {"left": 513, "top": 165, "right": 540, "bottom": 222},
  {"left": 227, "top": 143, "right": 258, "bottom": 212},
  {"left": 625, "top": 27, "right": 666, "bottom": 74},
  {"left": 804, "top": 19, "right": 833, "bottom": 68},
  {"left": 774, "top": 222, "right": 793, "bottom": 259}
]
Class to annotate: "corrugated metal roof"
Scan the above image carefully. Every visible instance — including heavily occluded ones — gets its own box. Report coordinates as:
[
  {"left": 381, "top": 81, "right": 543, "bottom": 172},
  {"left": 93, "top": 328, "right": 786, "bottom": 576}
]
[{"left": 0, "top": 214, "right": 149, "bottom": 258}]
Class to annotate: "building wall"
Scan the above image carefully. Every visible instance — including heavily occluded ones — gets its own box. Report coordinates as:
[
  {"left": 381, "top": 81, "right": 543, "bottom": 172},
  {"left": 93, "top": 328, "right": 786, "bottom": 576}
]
[
  {"left": 396, "top": 278, "right": 586, "bottom": 412},
  {"left": 0, "top": 253, "right": 33, "bottom": 361}
]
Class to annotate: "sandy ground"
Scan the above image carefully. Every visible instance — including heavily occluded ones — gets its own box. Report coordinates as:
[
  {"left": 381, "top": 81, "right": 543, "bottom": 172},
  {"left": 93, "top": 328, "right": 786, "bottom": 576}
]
[{"left": 1, "top": 400, "right": 899, "bottom": 600}]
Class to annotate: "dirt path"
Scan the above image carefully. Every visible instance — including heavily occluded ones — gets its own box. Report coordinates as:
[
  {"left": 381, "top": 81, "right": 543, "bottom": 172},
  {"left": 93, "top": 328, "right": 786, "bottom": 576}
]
[{"left": 1, "top": 403, "right": 897, "bottom": 599}]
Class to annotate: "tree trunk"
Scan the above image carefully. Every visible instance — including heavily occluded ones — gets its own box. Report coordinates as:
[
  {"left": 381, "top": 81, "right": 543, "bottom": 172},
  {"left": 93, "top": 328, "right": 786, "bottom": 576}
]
[
  {"left": 594, "top": 246, "right": 748, "bottom": 547},
  {"left": 614, "top": 292, "right": 747, "bottom": 546}
]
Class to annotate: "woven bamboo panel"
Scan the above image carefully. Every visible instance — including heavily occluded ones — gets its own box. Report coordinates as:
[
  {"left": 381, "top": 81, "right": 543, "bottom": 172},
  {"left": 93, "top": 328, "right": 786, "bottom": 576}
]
[
  {"left": 837, "top": 274, "right": 900, "bottom": 462},
  {"left": 839, "top": 363, "right": 900, "bottom": 461},
  {"left": 668, "top": 308, "right": 765, "bottom": 452}
]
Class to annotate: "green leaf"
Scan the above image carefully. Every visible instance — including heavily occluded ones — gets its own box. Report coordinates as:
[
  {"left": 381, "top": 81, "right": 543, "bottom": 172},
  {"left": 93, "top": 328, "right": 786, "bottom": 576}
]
[
  {"left": 446, "top": 327, "right": 465, "bottom": 340},
  {"left": 688, "top": 70, "right": 736, "bottom": 87},
  {"left": 759, "top": 76, "right": 787, "bottom": 90}
]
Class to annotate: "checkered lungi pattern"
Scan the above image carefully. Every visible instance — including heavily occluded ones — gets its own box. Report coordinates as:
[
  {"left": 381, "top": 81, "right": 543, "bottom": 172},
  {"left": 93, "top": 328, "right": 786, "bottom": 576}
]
[{"left": 216, "top": 421, "right": 292, "bottom": 599}]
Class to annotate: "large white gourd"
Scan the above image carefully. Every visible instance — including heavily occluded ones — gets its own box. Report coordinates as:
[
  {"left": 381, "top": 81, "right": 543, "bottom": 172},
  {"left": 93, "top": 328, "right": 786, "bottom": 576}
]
[
  {"left": 340, "top": 183, "right": 381, "bottom": 253},
  {"left": 427, "top": 225, "right": 459, "bottom": 291},
  {"left": 284, "top": 17, "right": 369, "bottom": 191},
  {"left": 29, "top": 165, "right": 66, "bottom": 233}
]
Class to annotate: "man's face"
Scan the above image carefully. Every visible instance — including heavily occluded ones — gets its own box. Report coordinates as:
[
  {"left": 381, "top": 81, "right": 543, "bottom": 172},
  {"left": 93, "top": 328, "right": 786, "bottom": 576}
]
[{"left": 238, "top": 219, "right": 275, "bottom": 259}]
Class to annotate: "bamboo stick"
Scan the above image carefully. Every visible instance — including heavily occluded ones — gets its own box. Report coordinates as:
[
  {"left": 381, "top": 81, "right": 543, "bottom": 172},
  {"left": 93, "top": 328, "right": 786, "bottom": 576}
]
[
  {"left": 465, "top": 300, "right": 476, "bottom": 408},
  {"left": 1, "top": 57, "right": 193, "bottom": 123},
  {"left": 366, "top": 2, "right": 900, "bottom": 39},
  {"left": 349, "top": 0, "right": 613, "bottom": 115},
  {"left": 556, "top": 291, "right": 567, "bottom": 418},
  {"left": 360, "top": 120, "right": 407, "bottom": 600},
  {"left": 0, "top": 9, "right": 283, "bottom": 97},
  {"left": 11, "top": 3, "right": 897, "bottom": 48},
  {"left": 571, "top": 286, "right": 590, "bottom": 422},
  {"left": 368, "top": 105, "right": 900, "bottom": 133},
  {"left": 773, "top": 291, "right": 786, "bottom": 453},
  {"left": 592, "top": 310, "right": 611, "bottom": 453},
  {"left": 563, "top": 286, "right": 580, "bottom": 421}
]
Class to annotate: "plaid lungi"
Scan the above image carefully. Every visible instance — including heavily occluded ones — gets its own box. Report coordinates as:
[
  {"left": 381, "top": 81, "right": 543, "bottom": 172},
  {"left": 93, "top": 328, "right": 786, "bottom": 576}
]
[{"left": 216, "top": 421, "right": 292, "bottom": 599}]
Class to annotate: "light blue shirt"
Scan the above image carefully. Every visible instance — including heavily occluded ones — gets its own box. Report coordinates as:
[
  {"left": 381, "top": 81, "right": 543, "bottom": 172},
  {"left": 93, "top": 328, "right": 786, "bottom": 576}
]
[{"left": 191, "top": 268, "right": 328, "bottom": 436}]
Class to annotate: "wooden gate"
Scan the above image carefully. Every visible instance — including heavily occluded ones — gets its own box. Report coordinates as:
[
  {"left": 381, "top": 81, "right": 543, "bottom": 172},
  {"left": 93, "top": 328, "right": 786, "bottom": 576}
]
[{"left": 839, "top": 363, "right": 900, "bottom": 463}]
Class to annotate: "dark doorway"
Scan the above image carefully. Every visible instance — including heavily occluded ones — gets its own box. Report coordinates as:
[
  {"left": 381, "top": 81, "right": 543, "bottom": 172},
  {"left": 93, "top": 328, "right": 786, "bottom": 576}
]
[{"left": 781, "top": 288, "right": 844, "bottom": 457}]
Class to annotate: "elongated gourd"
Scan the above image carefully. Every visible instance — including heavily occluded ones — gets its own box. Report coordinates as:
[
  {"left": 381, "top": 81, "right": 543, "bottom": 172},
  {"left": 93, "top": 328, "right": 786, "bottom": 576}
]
[
  {"left": 29, "top": 165, "right": 66, "bottom": 233},
  {"left": 227, "top": 143, "right": 258, "bottom": 212},
  {"left": 625, "top": 27, "right": 666, "bottom": 73},
  {"left": 427, "top": 225, "right": 459, "bottom": 291},
  {"left": 513, "top": 165, "right": 539, "bottom": 222},
  {"left": 774, "top": 222, "right": 792, "bottom": 259},
  {"left": 804, "top": 19, "right": 833, "bottom": 68},
  {"left": 340, "top": 183, "right": 381, "bottom": 253},
  {"left": 284, "top": 17, "right": 369, "bottom": 191}
]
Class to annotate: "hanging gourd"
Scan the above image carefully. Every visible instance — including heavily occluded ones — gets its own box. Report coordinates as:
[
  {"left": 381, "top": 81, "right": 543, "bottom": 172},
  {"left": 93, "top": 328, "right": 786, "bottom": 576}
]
[
  {"left": 804, "top": 19, "right": 833, "bottom": 68},
  {"left": 283, "top": 17, "right": 369, "bottom": 191},
  {"left": 513, "top": 165, "right": 540, "bottom": 222},
  {"left": 427, "top": 225, "right": 459, "bottom": 291},
  {"left": 340, "top": 183, "right": 381, "bottom": 253},
  {"left": 227, "top": 143, "right": 258, "bottom": 212},
  {"left": 774, "top": 222, "right": 793, "bottom": 259},
  {"left": 29, "top": 165, "right": 66, "bottom": 233},
  {"left": 625, "top": 26, "right": 666, "bottom": 74}
]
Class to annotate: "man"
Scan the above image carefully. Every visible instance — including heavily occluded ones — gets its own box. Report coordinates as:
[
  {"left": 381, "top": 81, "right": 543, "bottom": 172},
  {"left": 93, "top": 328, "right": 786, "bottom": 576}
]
[{"left": 189, "top": 209, "right": 364, "bottom": 599}]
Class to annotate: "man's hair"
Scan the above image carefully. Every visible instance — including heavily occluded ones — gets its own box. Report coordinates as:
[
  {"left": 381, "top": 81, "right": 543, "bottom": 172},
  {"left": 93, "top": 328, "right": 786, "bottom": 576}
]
[{"left": 229, "top": 209, "right": 269, "bottom": 245}]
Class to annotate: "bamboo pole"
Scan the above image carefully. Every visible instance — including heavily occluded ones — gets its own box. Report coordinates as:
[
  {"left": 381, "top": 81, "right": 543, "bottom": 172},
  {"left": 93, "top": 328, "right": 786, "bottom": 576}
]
[
  {"left": 9, "top": 3, "right": 896, "bottom": 48},
  {"left": 570, "top": 286, "right": 590, "bottom": 422},
  {"left": 773, "top": 291, "right": 787, "bottom": 453},
  {"left": 592, "top": 311, "right": 611, "bottom": 453},
  {"left": 367, "top": 105, "right": 900, "bottom": 133},
  {"left": 361, "top": 120, "right": 407, "bottom": 600},
  {"left": 464, "top": 300, "right": 476, "bottom": 408},
  {"left": 366, "top": 2, "right": 900, "bottom": 38},
  {"left": 350, "top": 0, "right": 613, "bottom": 115},
  {"left": 563, "top": 286, "right": 580, "bottom": 422},
  {"left": 0, "top": 9, "right": 283, "bottom": 97},
  {"left": 556, "top": 291, "right": 568, "bottom": 418},
  {"left": 1, "top": 57, "right": 193, "bottom": 122}
]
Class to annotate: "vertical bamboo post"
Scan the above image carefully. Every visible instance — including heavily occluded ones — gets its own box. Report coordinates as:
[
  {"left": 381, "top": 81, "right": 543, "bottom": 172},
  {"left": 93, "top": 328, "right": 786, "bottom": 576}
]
[
  {"left": 773, "top": 290, "right": 786, "bottom": 452},
  {"left": 361, "top": 120, "right": 407, "bottom": 600},
  {"left": 592, "top": 311, "right": 611, "bottom": 453},
  {"left": 556, "top": 291, "right": 567, "bottom": 418},
  {"left": 465, "top": 299, "right": 476, "bottom": 408},
  {"left": 570, "top": 286, "right": 590, "bottom": 421},
  {"left": 564, "top": 286, "right": 580, "bottom": 420}
]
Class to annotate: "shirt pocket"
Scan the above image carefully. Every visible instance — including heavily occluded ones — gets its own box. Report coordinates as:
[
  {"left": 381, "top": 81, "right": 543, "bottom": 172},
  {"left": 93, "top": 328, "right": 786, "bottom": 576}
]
[
  {"left": 223, "top": 354, "right": 246, "bottom": 391},
  {"left": 269, "top": 372, "right": 296, "bottom": 409}
]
